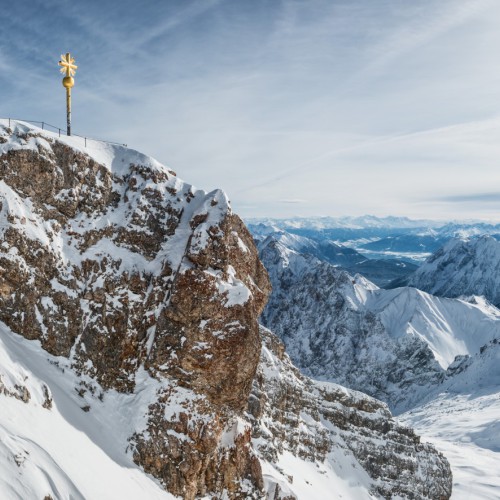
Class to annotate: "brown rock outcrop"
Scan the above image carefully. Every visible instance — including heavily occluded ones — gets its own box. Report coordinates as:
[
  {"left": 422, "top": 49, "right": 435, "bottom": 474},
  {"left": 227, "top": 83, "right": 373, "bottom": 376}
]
[{"left": 0, "top": 121, "right": 270, "bottom": 498}]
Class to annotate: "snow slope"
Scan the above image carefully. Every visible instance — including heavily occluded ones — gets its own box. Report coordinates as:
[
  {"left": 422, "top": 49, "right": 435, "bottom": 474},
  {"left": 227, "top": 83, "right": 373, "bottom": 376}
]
[
  {"left": 0, "top": 322, "right": 173, "bottom": 500},
  {"left": 400, "top": 340, "right": 500, "bottom": 499},
  {"left": 366, "top": 288, "right": 500, "bottom": 369}
]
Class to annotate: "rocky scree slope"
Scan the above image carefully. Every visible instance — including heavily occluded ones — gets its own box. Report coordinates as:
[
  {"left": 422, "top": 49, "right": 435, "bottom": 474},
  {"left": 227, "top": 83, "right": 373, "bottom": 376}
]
[
  {"left": 259, "top": 234, "right": 500, "bottom": 413},
  {"left": 0, "top": 120, "right": 452, "bottom": 499},
  {"left": 397, "top": 235, "right": 500, "bottom": 306},
  {"left": 249, "top": 327, "right": 452, "bottom": 499}
]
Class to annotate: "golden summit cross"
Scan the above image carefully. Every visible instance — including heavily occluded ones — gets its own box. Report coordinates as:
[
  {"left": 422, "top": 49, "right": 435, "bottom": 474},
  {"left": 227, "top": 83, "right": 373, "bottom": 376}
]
[{"left": 58, "top": 52, "right": 78, "bottom": 136}]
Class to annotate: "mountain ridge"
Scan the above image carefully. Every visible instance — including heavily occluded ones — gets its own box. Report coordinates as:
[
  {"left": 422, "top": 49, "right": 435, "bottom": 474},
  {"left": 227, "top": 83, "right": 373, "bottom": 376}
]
[
  {"left": 397, "top": 235, "right": 500, "bottom": 306},
  {"left": 0, "top": 120, "right": 452, "bottom": 499},
  {"left": 259, "top": 232, "right": 500, "bottom": 412}
]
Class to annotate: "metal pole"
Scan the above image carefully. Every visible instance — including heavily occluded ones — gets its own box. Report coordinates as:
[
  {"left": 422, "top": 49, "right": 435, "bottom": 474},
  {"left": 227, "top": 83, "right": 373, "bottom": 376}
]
[{"left": 66, "top": 87, "right": 71, "bottom": 136}]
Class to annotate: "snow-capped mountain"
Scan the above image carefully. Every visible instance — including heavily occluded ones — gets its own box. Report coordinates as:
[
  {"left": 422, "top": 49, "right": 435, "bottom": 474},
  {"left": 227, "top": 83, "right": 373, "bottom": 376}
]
[
  {"left": 0, "top": 120, "right": 452, "bottom": 499},
  {"left": 259, "top": 233, "right": 500, "bottom": 412},
  {"left": 251, "top": 228, "right": 418, "bottom": 286},
  {"left": 251, "top": 229, "right": 366, "bottom": 267},
  {"left": 399, "top": 235, "right": 500, "bottom": 306},
  {"left": 0, "top": 119, "right": 271, "bottom": 498}
]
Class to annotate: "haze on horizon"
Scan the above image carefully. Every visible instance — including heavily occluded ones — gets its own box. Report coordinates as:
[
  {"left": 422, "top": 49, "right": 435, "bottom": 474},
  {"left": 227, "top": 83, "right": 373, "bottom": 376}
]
[{"left": 3, "top": 0, "right": 500, "bottom": 221}]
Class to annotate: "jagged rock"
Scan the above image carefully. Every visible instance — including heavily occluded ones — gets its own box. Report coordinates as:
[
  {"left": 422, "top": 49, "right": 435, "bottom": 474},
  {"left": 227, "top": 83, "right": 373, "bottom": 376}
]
[
  {"left": 0, "top": 121, "right": 270, "bottom": 498},
  {"left": 250, "top": 327, "right": 452, "bottom": 499},
  {"left": 130, "top": 385, "right": 264, "bottom": 499}
]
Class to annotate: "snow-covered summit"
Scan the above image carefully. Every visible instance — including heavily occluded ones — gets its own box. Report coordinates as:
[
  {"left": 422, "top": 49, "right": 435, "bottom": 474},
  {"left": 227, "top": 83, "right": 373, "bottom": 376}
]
[
  {"left": 1, "top": 119, "right": 173, "bottom": 178},
  {"left": 403, "top": 235, "right": 500, "bottom": 306}
]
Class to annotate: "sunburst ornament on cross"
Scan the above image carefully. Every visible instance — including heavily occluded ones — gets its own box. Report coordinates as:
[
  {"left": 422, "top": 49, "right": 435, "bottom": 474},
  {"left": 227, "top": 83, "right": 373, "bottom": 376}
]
[{"left": 58, "top": 52, "right": 78, "bottom": 136}]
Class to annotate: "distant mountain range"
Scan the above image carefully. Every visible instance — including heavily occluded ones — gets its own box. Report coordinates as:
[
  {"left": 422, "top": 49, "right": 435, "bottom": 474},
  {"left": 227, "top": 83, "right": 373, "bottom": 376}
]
[
  {"left": 248, "top": 215, "right": 443, "bottom": 230},
  {"left": 248, "top": 215, "right": 500, "bottom": 231},
  {"left": 248, "top": 216, "right": 500, "bottom": 267},
  {"left": 251, "top": 227, "right": 418, "bottom": 286},
  {"left": 257, "top": 232, "right": 500, "bottom": 413}
]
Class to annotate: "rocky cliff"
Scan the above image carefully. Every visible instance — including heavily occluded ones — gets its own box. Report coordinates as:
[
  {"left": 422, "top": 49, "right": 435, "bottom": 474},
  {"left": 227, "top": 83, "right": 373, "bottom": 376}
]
[
  {"left": 250, "top": 327, "right": 452, "bottom": 499},
  {"left": 0, "top": 119, "right": 271, "bottom": 498},
  {"left": 0, "top": 119, "right": 452, "bottom": 499}
]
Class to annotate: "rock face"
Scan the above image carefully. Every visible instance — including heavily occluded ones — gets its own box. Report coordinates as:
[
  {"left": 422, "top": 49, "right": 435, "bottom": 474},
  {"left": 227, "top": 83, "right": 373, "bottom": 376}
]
[
  {"left": 258, "top": 233, "right": 500, "bottom": 413},
  {"left": 398, "top": 235, "right": 500, "bottom": 306},
  {"left": 0, "top": 120, "right": 270, "bottom": 498},
  {"left": 249, "top": 327, "right": 453, "bottom": 500}
]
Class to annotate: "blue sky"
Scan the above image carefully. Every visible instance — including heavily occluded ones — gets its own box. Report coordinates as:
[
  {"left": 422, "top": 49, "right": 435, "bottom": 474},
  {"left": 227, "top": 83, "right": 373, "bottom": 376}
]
[{"left": 3, "top": 0, "right": 500, "bottom": 220}]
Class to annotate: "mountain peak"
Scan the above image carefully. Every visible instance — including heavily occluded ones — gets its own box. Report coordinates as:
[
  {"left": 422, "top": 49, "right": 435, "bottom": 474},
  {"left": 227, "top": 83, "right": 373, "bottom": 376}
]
[
  {"left": 0, "top": 118, "right": 275, "bottom": 497},
  {"left": 404, "top": 235, "right": 500, "bottom": 306}
]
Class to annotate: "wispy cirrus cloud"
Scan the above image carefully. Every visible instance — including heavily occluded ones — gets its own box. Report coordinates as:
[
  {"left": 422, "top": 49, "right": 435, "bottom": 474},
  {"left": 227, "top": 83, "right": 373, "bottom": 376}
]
[
  {"left": 3, "top": 0, "right": 500, "bottom": 220},
  {"left": 279, "top": 199, "right": 307, "bottom": 204},
  {"left": 437, "top": 193, "right": 500, "bottom": 203}
]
